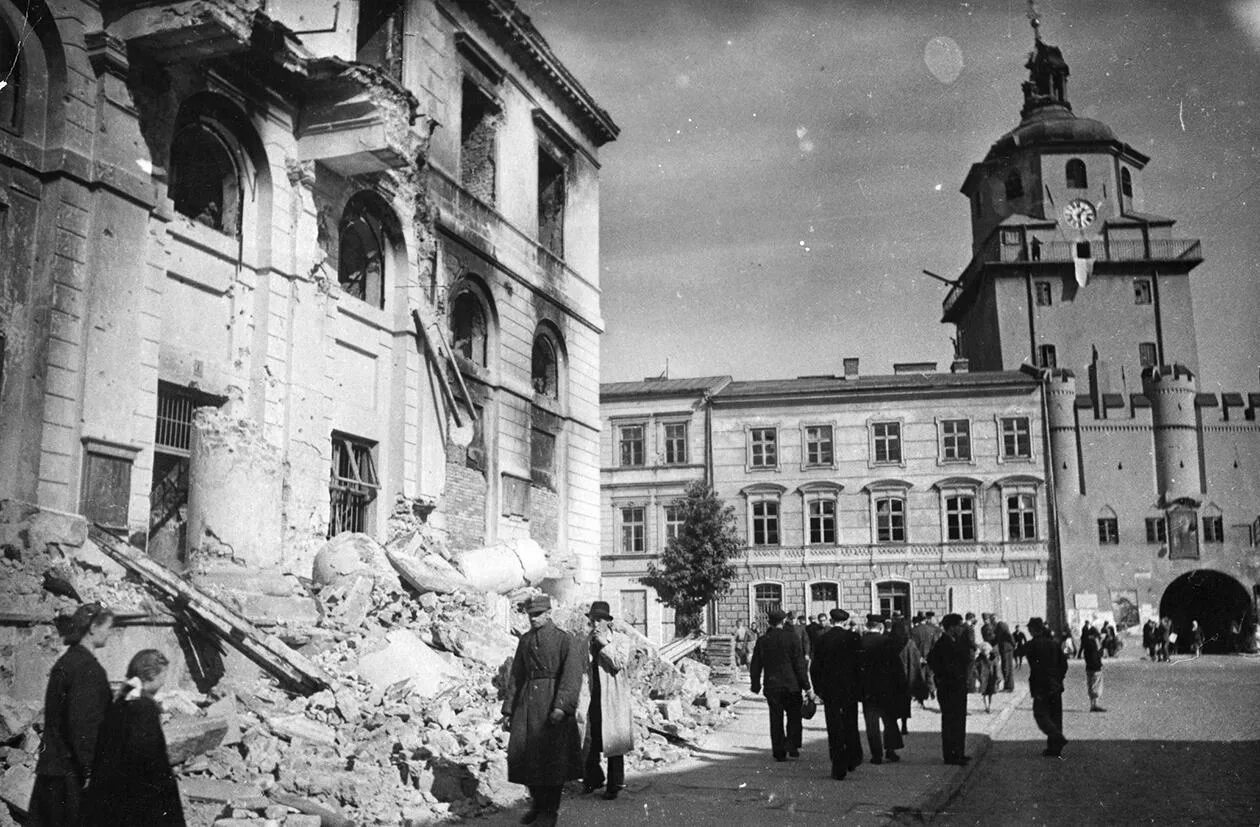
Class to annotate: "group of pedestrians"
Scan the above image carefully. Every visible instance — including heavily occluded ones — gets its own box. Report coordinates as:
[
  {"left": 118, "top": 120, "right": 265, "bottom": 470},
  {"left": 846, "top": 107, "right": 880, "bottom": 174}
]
[
  {"left": 1143, "top": 616, "right": 1206, "bottom": 660},
  {"left": 29, "top": 601, "right": 184, "bottom": 827}
]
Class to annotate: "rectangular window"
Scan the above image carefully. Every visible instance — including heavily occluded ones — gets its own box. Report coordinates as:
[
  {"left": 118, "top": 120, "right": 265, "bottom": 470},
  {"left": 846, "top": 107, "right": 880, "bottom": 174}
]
[
  {"left": 1000, "top": 416, "right": 1032, "bottom": 459},
  {"left": 754, "top": 583, "right": 783, "bottom": 622},
  {"left": 751, "top": 499, "right": 780, "bottom": 545},
  {"left": 875, "top": 496, "right": 906, "bottom": 543},
  {"left": 941, "top": 419, "right": 972, "bottom": 462},
  {"left": 749, "top": 428, "right": 778, "bottom": 468},
  {"left": 872, "top": 421, "right": 902, "bottom": 464},
  {"left": 1006, "top": 493, "right": 1037, "bottom": 540},
  {"left": 1138, "top": 342, "right": 1158, "bottom": 368},
  {"left": 329, "top": 434, "right": 379, "bottom": 536},
  {"left": 460, "top": 78, "right": 498, "bottom": 203},
  {"left": 530, "top": 428, "right": 555, "bottom": 489},
  {"left": 618, "top": 424, "right": 645, "bottom": 467},
  {"left": 804, "top": 425, "right": 834, "bottom": 467},
  {"left": 1034, "top": 281, "right": 1052, "bottom": 306},
  {"left": 945, "top": 494, "right": 976, "bottom": 541},
  {"left": 502, "top": 473, "right": 530, "bottom": 517},
  {"left": 537, "top": 146, "right": 566, "bottom": 257},
  {"left": 1037, "top": 344, "right": 1058, "bottom": 369},
  {"left": 1134, "top": 279, "right": 1153, "bottom": 305},
  {"left": 1098, "top": 518, "right": 1120, "bottom": 544},
  {"left": 1145, "top": 516, "right": 1167, "bottom": 543},
  {"left": 808, "top": 499, "right": 836, "bottom": 545},
  {"left": 357, "top": 0, "right": 405, "bottom": 82},
  {"left": 1203, "top": 515, "right": 1224, "bottom": 543},
  {"left": 664, "top": 504, "right": 685, "bottom": 544},
  {"left": 663, "top": 422, "right": 688, "bottom": 465},
  {"left": 620, "top": 506, "right": 645, "bottom": 553}
]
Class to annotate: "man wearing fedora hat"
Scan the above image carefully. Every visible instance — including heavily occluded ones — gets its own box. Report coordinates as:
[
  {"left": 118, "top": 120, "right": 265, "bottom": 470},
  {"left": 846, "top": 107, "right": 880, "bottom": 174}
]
[
  {"left": 502, "top": 595, "right": 583, "bottom": 826},
  {"left": 582, "top": 600, "right": 633, "bottom": 801},
  {"left": 750, "top": 607, "right": 811, "bottom": 761}
]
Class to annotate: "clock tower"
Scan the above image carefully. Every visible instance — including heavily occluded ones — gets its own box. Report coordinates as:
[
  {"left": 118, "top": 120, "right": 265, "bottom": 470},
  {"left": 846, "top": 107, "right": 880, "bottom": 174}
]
[{"left": 942, "top": 27, "right": 1204, "bottom": 386}]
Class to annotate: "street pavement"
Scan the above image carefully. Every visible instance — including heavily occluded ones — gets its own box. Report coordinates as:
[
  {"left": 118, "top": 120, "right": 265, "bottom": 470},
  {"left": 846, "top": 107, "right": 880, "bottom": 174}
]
[
  {"left": 475, "top": 673, "right": 1030, "bottom": 826},
  {"left": 934, "top": 653, "right": 1260, "bottom": 826}
]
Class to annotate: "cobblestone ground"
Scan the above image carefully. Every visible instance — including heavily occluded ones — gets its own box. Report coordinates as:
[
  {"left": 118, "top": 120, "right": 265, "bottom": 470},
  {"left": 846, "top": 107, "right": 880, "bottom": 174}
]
[{"left": 934, "top": 654, "right": 1260, "bottom": 826}]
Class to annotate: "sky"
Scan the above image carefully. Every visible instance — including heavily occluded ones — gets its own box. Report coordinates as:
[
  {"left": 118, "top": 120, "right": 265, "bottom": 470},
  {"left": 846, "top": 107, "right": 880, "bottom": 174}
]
[{"left": 520, "top": 0, "right": 1260, "bottom": 393}]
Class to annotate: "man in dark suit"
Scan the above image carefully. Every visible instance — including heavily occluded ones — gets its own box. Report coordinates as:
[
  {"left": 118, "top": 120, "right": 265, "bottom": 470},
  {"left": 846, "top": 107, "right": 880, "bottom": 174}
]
[
  {"left": 927, "top": 613, "right": 973, "bottom": 765},
  {"left": 993, "top": 615, "right": 1016, "bottom": 692},
  {"left": 810, "top": 608, "right": 863, "bottom": 779},
  {"left": 858, "top": 613, "right": 907, "bottom": 764},
  {"left": 750, "top": 608, "right": 811, "bottom": 761},
  {"left": 806, "top": 613, "right": 827, "bottom": 649},
  {"left": 1024, "top": 616, "right": 1069, "bottom": 757},
  {"left": 910, "top": 613, "right": 942, "bottom": 705}
]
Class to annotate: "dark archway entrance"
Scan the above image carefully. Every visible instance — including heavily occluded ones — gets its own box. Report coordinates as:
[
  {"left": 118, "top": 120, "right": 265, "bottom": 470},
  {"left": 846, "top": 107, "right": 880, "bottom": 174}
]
[{"left": 1158, "top": 570, "right": 1254, "bottom": 654}]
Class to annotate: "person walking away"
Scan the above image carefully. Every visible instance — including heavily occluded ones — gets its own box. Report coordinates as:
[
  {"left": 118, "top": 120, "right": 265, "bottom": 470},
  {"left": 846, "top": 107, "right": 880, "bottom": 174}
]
[
  {"left": 977, "top": 642, "right": 998, "bottom": 713},
  {"left": 1081, "top": 626, "right": 1105, "bottom": 713},
  {"left": 858, "top": 613, "right": 907, "bottom": 764},
  {"left": 733, "top": 620, "right": 752, "bottom": 668},
  {"left": 86, "top": 650, "right": 184, "bottom": 826},
  {"left": 29, "top": 602, "right": 115, "bottom": 827},
  {"left": 910, "top": 613, "right": 942, "bottom": 705},
  {"left": 895, "top": 618, "right": 924, "bottom": 735},
  {"left": 994, "top": 616, "right": 1016, "bottom": 691},
  {"left": 1012, "top": 625, "right": 1028, "bottom": 669},
  {"left": 809, "top": 609, "right": 862, "bottom": 779},
  {"left": 927, "top": 614, "right": 972, "bottom": 765},
  {"left": 750, "top": 608, "right": 811, "bottom": 761},
  {"left": 1023, "top": 617, "right": 1069, "bottom": 757},
  {"left": 1142, "top": 618, "right": 1157, "bottom": 660},
  {"left": 581, "top": 601, "right": 633, "bottom": 801},
  {"left": 1190, "top": 619, "right": 1203, "bottom": 656},
  {"left": 502, "top": 595, "right": 584, "bottom": 827}
]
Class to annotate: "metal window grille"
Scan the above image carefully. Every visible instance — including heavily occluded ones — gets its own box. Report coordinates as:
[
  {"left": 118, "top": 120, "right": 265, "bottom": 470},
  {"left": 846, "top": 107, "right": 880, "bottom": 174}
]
[
  {"left": 754, "top": 583, "right": 783, "bottom": 621},
  {"left": 805, "top": 426, "right": 833, "bottom": 466},
  {"left": 1001, "top": 417, "right": 1031, "bottom": 458},
  {"left": 155, "top": 391, "right": 198, "bottom": 455},
  {"left": 329, "top": 435, "right": 379, "bottom": 537}
]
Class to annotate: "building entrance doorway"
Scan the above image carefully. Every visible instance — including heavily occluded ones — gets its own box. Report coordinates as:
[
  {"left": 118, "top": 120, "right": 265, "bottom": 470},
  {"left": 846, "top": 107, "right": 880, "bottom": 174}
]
[{"left": 1158, "top": 570, "right": 1253, "bottom": 654}]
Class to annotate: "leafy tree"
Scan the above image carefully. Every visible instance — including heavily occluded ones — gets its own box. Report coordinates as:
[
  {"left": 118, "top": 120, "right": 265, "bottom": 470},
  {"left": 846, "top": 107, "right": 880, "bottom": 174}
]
[{"left": 640, "top": 480, "right": 741, "bottom": 638}]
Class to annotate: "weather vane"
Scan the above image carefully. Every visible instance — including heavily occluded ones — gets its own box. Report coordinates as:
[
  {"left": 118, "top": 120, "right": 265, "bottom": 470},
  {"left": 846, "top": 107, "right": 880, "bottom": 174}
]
[{"left": 1027, "top": 0, "right": 1041, "bottom": 42}]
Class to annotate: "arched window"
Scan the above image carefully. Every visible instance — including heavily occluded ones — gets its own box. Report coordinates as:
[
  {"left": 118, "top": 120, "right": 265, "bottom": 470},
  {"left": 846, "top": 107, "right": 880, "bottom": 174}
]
[
  {"left": 531, "top": 334, "right": 558, "bottom": 398},
  {"left": 169, "top": 121, "right": 241, "bottom": 236},
  {"left": 450, "top": 289, "right": 488, "bottom": 367},
  {"left": 1004, "top": 169, "right": 1023, "bottom": 201},
  {"left": 338, "top": 196, "right": 387, "bottom": 308},
  {"left": 0, "top": 21, "right": 20, "bottom": 131},
  {"left": 1097, "top": 506, "right": 1119, "bottom": 545},
  {"left": 1066, "top": 158, "right": 1087, "bottom": 189},
  {"left": 1120, "top": 167, "right": 1133, "bottom": 199}
]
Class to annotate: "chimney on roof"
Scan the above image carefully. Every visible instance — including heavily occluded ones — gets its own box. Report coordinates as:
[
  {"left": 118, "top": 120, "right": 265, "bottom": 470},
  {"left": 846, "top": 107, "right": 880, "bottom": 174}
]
[
  {"left": 843, "top": 357, "right": 859, "bottom": 378},
  {"left": 951, "top": 357, "right": 970, "bottom": 374}
]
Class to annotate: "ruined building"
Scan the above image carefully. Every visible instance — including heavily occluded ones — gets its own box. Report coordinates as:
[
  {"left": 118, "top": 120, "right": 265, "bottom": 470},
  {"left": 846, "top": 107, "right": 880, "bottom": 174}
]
[{"left": 0, "top": 0, "right": 616, "bottom": 602}]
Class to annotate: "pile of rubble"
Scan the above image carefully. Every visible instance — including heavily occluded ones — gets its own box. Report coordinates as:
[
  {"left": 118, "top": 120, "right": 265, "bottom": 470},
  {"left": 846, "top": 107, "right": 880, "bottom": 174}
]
[{"left": 0, "top": 515, "right": 741, "bottom": 826}]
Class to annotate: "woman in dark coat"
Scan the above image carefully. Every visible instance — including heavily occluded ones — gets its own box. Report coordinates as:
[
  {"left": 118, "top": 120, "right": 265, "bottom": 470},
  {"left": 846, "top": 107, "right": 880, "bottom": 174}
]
[
  {"left": 28, "top": 602, "right": 115, "bottom": 827},
  {"left": 87, "top": 649, "right": 185, "bottom": 826}
]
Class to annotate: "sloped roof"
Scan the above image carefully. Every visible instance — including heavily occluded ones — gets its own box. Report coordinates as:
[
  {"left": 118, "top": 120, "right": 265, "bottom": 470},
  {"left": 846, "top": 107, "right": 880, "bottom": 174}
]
[
  {"left": 714, "top": 370, "right": 1038, "bottom": 402},
  {"left": 600, "top": 375, "right": 732, "bottom": 399}
]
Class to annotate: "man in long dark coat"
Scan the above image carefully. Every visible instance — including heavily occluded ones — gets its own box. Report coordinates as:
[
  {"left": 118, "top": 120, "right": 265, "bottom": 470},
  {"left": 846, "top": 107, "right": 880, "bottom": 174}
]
[
  {"left": 750, "top": 608, "right": 810, "bottom": 761},
  {"left": 927, "top": 613, "right": 973, "bottom": 765},
  {"left": 502, "top": 595, "right": 583, "bottom": 827},
  {"left": 810, "top": 608, "right": 862, "bottom": 779},
  {"left": 857, "top": 613, "right": 907, "bottom": 764},
  {"left": 1023, "top": 616, "right": 1069, "bottom": 757},
  {"left": 993, "top": 615, "right": 1016, "bottom": 692}
]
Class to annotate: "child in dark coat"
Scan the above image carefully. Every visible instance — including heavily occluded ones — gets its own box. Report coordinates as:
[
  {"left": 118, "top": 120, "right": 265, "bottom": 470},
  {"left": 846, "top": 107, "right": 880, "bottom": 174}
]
[{"left": 87, "top": 649, "right": 185, "bottom": 826}]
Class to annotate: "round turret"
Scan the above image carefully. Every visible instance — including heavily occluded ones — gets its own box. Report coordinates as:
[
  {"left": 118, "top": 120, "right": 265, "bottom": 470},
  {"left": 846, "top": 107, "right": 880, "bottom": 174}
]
[
  {"left": 1142, "top": 364, "right": 1202, "bottom": 502},
  {"left": 1044, "top": 369, "right": 1080, "bottom": 496}
]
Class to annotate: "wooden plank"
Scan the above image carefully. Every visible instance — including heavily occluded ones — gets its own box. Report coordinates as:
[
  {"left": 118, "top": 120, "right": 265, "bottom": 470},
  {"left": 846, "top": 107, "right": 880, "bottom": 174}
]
[
  {"left": 88, "top": 527, "right": 329, "bottom": 695},
  {"left": 412, "top": 308, "right": 464, "bottom": 428}
]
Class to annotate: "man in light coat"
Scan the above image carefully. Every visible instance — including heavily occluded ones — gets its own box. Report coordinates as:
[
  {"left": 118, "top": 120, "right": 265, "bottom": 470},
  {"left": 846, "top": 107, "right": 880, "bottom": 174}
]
[{"left": 582, "top": 601, "right": 634, "bottom": 800}]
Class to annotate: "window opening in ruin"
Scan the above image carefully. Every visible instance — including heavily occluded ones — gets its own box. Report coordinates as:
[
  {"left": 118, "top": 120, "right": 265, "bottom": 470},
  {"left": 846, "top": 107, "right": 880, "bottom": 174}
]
[
  {"left": 169, "top": 122, "right": 241, "bottom": 236},
  {"left": 618, "top": 423, "right": 645, "bottom": 467},
  {"left": 749, "top": 427, "right": 777, "bottom": 468},
  {"left": 941, "top": 418, "right": 972, "bottom": 462},
  {"left": 751, "top": 497, "right": 779, "bottom": 545},
  {"left": 531, "top": 335, "right": 558, "bottom": 397},
  {"left": 82, "top": 449, "right": 133, "bottom": 534},
  {"left": 1037, "top": 344, "right": 1057, "bottom": 369},
  {"left": 807, "top": 497, "right": 836, "bottom": 544},
  {"left": 329, "top": 433, "right": 379, "bottom": 537},
  {"left": 945, "top": 494, "right": 976, "bottom": 541},
  {"left": 1034, "top": 281, "right": 1052, "bottom": 306},
  {"left": 450, "top": 290, "right": 487, "bottom": 366},
  {"left": 875, "top": 495, "right": 906, "bottom": 543},
  {"left": 753, "top": 583, "right": 783, "bottom": 623},
  {"left": 537, "top": 146, "right": 566, "bottom": 257},
  {"left": 804, "top": 425, "right": 833, "bottom": 467},
  {"left": 338, "top": 199, "right": 386, "bottom": 309},
  {"left": 1000, "top": 416, "right": 1032, "bottom": 459},
  {"left": 460, "top": 78, "right": 498, "bottom": 203},
  {"left": 1066, "top": 158, "right": 1088, "bottom": 189},
  {"left": 620, "top": 589, "right": 648, "bottom": 636},
  {"left": 530, "top": 428, "right": 555, "bottom": 489},
  {"left": 1006, "top": 492, "right": 1037, "bottom": 540},
  {"left": 663, "top": 422, "right": 688, "bottom": 465},
  {"left": 1004, "top": 169, "right": 1023, "bottom": 201},
  {"left": 0, "top": 21, "right": 19, "bottom": 131},
  {"left": 620, "top": 506, "right": 645, "bottom": 553},
  {"left": 1121, "top": 167, "right": 1134, "bottom": 199},
  {"left": 150, "top": 382, "right": 225, "bottom": 563},
  {"left": 1134, "top": 278, "right": 1152, "bottom": 305},
  {"left": 872, "top": 421, "right": 902, "bottom": 464},
  {"left": 357, "top": 0, "right": 404, "bottom": 82}
]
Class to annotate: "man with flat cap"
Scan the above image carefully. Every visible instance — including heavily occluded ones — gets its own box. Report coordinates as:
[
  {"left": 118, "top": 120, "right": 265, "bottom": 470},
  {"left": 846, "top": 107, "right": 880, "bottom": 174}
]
[
  {"left": 582, "top": 600, "right": 633, "bottom": 801},
  {"left": 810, "top": 608, "right": 863, "bottom": 779},
  {"left": 750, "top": 608, "right": 811, "bottom": 761},
  {"left": 502, "top": 595, "right": 583, "bottom": 826},
  {"left": 858, "top": 613, "right": 908, "bottom": 764},
  {"left": 927, "top": 613, "right": 973, "bottom": 764}
]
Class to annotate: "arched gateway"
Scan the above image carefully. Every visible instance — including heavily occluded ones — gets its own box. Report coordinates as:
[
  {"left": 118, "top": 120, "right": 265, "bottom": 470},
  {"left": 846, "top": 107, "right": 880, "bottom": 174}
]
[{"left": 1158, "top": 570, "right": 1255, "bottom": 654}]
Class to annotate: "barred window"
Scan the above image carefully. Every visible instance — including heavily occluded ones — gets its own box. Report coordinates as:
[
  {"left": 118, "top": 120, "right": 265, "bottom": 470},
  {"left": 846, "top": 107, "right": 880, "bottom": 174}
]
[{"left": 329, "top": 434, "right": 379, "bottom": 537}]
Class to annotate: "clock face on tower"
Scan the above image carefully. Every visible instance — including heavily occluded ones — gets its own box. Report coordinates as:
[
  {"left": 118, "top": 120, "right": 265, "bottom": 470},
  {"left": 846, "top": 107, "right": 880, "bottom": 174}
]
[{"left": 1063, "top": 198, "right": 1097, "bottom": 230}]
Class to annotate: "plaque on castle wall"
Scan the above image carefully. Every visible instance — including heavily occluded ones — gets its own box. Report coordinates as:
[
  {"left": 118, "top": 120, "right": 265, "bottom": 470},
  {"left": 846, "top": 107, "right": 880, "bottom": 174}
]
[{"left": 1167, "top": 505, "right": 1200, "bottom": 560}]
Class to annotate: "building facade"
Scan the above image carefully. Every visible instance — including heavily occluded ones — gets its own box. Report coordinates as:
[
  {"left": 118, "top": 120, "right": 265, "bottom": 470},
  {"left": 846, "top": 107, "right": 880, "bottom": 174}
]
[
  {"left": 942, "top": 31, "right": 1259, "bottom": 648},
  {"left": 0, "top": 0, "right": 615, "bottom": 602}
]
